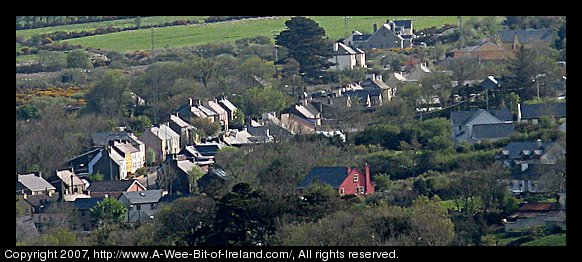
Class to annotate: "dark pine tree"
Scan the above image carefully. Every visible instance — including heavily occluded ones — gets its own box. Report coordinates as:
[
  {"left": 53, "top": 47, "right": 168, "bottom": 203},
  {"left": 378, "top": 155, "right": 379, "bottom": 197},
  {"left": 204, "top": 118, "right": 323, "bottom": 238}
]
[{"left": 275, "top": 17, "right": 334, "bottom": 84}]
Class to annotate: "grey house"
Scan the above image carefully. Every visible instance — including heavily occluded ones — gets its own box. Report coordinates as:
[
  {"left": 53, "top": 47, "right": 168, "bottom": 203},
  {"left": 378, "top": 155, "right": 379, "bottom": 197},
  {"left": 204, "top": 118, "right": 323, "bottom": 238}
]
[
  {"left": 498, "top": 140, "right": 565, "bottom": 169},
  {"left": 119, "top": 190, "right": 165, "bottom": 223},
  {"left": 450, "top": 108, "right": 514, "bottom": 143},
  {"left": 517, "top": 102, "right": 566, "bottom": 124}
]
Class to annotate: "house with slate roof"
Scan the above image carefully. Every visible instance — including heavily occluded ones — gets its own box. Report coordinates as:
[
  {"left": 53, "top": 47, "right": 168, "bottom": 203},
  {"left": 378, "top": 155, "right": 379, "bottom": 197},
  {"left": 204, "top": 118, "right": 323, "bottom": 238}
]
[
  {"left": 85, "top": 179, "right": 146, "bottom": 199},
  {"left": 330, "top": 42, "right": 366, "bottom": 70},
  {"left": 296, "top": 164, "right": 374, "bottom": 196},
  {"left": 494, "top": 28, "right": 555, "bottom": 51},
  {"left": 498, "top": 140, "right": 565, "bottom": 169},
  {"left": 49, "top": 169, "right": 87, "bottom": 199},
  {"left": 169, "top": 113, "right": 199, "bottom": 148},
  {"left": 349, "top": 19, "right": 415, "bottom": 49},
  {"left": 119, "top": 190, "right": 165, "bottom": 223},
  {"left": 453, "top": 42, "right": 509, "bottom": 61},
  {"left": 450, "top": 108, "right": 515, "bottom": 143},
  {"left": 138, "top": 124, "right": 180, "bottom": 162},
  {"left": 517, "top": 102, "right": 566, "bottom": 124},
  {"left": 198, "top": 168, "right": 231, "bottom": 194},
  {"left": 16, "top": 173, "right": 56, "bottom": 196}
]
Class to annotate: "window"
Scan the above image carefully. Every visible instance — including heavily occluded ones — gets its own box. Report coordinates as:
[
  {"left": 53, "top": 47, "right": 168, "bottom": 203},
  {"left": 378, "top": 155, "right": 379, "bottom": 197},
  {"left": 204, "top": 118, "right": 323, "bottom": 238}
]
[
  {"left": 359, "top": 186, "right": 365, "bottom": 194},
  {"left": 339, "top": 188, "right": 345, "bottom": 195},
  {"left": 353, "top": 174, "right": 358, "bottom": 182}
]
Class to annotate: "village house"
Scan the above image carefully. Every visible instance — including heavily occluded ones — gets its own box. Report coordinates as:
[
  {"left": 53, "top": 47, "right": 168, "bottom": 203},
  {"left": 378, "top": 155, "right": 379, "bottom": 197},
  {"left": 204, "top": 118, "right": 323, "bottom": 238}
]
[
  {"left": 330, "top": 42, "right": 366, "bottom": 70},
  {"left": 450, "top": 108, "right": 514, "bottom": 143},
  {"left": 348, "top": 19, "right": 415, "bottom": 49},
  {"left": 138, "top": 124, "right": 180, "bottom": 162},
  {"left": 85, "top": 179, "right": 147, "bottom": 199},
  {"left": 296, "top": 164, "right": 374, "bottom": 196},
  {"left": 517, "top": 102, "right": 566, "bottom": 124},
  {"left": 204, "top": 99, "right": 230, "bottom": 130},
  {"left": 91, "top": 132, "right": 146, "bottom": 168},
  {"left": 498, "top": 139, "right": 565, "bottom": 169},
  {"left": 16, "top": 173, "right": 56, "bottom": 196},
  {"left": 169, "top": 113, "right": 200, "bottom": 148},
  {"left": 119, "top": 190, "right": 165, "bottom": 223}
]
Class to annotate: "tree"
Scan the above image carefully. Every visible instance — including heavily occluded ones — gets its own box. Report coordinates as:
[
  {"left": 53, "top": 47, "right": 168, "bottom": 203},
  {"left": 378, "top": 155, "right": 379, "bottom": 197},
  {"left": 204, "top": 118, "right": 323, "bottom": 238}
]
[
  {"left": 190, "top": 118, "right": 220, "bottom": 137},
  {"left": 410, "top": 195, "right": 455, "bottom": 246},
  {"left": 129, "top": 115, "right": 152, "bottom": 135},
  {"left": 37, "top": 50, "right": 66, "bottom": 71},
  {"left": 154, "top": 196, "right": 216, "bottom": 246},
  {"left": 66, "top": 49, "right": 92, "bottom": 69},
  {"left": 236, "top": 56, "right": 276, "bottom": 88},
  {"left": 242, "top": 86, "right": 290, "bottom": 117},
  {"left": 275, "top": 17, "right": 334, "bottom": 83},
  {"left": 84, "top": 70, "right": 131, "bottom": 117},
  {"left": 187, "top": 165, "right": 205, "bottom": 194},
  {"left": 90, "top": 198, "right": 127, "bottom": 227},
  {"left": 146, "top": 148, "right": 157, "bottom": 166}
]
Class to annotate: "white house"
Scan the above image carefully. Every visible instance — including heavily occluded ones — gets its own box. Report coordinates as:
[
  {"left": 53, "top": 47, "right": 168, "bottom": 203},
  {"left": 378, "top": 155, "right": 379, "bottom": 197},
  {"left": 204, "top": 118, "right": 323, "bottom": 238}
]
[{"left": 330, "top": 42, "right": 366, "bottom": 70}]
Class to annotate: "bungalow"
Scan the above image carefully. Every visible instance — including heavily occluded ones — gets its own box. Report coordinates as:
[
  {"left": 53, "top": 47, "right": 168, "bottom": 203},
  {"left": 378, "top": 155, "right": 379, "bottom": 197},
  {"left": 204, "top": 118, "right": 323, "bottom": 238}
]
[
  {"left": 517, "top": 102, "right": 566, "bottom": 124},
  {"left": 16, "top": 173, "right": 56, "bottom": 196},
  {"left": 119, "top": 190, "right": 165, "bottom": 223},
  {"left": 504, "top": 202, "right": 565, "bottom": 232},
  {"left": 138, "top": 124, "right": 180, "bottom": 162},
  {"left": 450, "top": 108, "right": 514, "bottom": 143},
  {"left": 296, "top": 164, "right": 374, "bottom": 196},
  {"left": 505, "top": 164, "right": 559, "bottom": 195}
]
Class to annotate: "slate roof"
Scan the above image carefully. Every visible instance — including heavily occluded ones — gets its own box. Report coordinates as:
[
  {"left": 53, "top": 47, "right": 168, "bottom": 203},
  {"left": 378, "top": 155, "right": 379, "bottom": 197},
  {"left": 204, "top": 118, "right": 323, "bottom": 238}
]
[
  {"left": 501, "top": 141, "right": 557, "bottom": 159},
  {"left": 170, "top": 114, "right": 192, "bottom": 128},
  {"left": 247, "top": 125, "right": 293, "bottom": 137},
  {"left": 150, "top": 124, "right": 180, "bottom": 140},
  {"left": 491, "top": 108, "right": 513, "bottom": 122},
  {"left": 472, "top": 122, "right": 515, "bottom": 139},
  {"left": 73, "top": 197, "right": 104, "bottom": 210},
  {"left": 203, "top": 100, "right": 227, "bottom": 115},
  {"left": 87, "top": 180, "right": 143, "bottom": 192},
  {"left": 194, "top": 143, "right": 222, "bottom": 157},
  {"left": 91, "top": 132, "right": 142, "bottom": 147},
  {"left": 121, "top": 190, "right": 163, "bottom": 204},
  {"left": 497, "top": 29, "right": 555, "bottom": 44},
  {"left": 481, "top": 76, "right": 500, "bottom": 90},
  {"left": 297, "top": 167, "right": 349, "bottom": 189},
  {"left": 335, "top": 42, "right": 357, "bottom": 55},
  {"left": 343, "top": 89, "right": 383, "bottom": 100},
  {"left": 361, "top": 78, "right": 391, "bottom": 90},
  {"left": 393, "top": 20, "right": 412, "bottom": 29},
  {"left": 190, "top": 106, "right": 208, "bottom": 118},
  {"left": 17, "top": 174, "right": 56, "bottom": 192},
  {"left": 218, "top": 98, "right": 237, "bottom": 111},
  {"left": 197, "top": 105, "right": 217, "bottom": 116},
  {"left": 55, "top": 170, "right": 84, "bottom": 187},
  {"left": 177, "top": 159, "right": 197, "bottom": 174},
  {"left": 352, "top": 34, "right": 371, "bottom": 42},
  {"left": 113, "top": 142, "right": 140, "bottom": 154},
  {"left": 451, "top": 109, "right": 502, "bottom": 125},
  {"left": 520, "top": 102, "right": 566, "bottom": 120}
]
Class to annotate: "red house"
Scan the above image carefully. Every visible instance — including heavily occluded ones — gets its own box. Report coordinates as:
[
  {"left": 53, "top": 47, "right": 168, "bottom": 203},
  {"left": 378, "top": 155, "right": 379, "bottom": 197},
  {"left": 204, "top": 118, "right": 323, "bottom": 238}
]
[{"left": 296, "top": 164, "right": 374, "bottom": 196}]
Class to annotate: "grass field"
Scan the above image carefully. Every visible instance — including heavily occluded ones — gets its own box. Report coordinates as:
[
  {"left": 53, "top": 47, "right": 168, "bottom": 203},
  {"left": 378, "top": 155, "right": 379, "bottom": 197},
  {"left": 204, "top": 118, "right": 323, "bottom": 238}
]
[
  {"left": 521, "top": 234, "right": 566, "bottom": 246},
  {"left": 61, "top": 16, "right": 460, "bottom": 52},
  {"left": 16, "top": 16, "right": 208, "bottom": 39}
]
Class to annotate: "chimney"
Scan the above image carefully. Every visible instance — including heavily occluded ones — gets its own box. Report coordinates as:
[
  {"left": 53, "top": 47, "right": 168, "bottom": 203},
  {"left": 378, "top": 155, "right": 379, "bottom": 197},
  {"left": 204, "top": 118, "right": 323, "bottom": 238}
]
[
  {"left": 346, "top": 167, "right": 351, "bottom": 175},
  {"left": 189, "top": 98, "right": 193, "bottom": 107},
  {"left": 104, "top": 194, "right": 109, "bottom": 199},
  {"left": 536, "top": 139, "right": 542, "bottom": 148},
  {"left": 196, "top": 99, "right": 201, "bottom": 106},
  {"left": 265, "top": 128, "right": 270, "bottom": 137},
  {"left": 364, "top": 163, "right": 373, "bottom": 195},
  {"left": 373, "top": 23, "right": 378, "bottom": 33}
]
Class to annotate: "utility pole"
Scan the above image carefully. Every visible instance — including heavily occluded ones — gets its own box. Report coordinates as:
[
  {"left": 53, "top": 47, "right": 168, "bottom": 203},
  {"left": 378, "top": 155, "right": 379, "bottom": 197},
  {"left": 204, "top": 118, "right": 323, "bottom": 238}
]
[
  {"left": 343, "top": 16, "right": 351, "bottom": 35},
  {"left": 151, "top": 27, "right": 155, "bottom": 57},
  {"left": 273, "top": 30, "right": 279, "bottom": 75}
]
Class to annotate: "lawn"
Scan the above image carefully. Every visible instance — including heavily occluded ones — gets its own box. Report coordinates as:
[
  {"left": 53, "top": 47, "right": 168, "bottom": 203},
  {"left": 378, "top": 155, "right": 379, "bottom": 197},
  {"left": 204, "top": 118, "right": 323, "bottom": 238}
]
[
  {"left": 61, "top": 16, "right": 462, "bottom": 52},
  {"left": 521, "top": 234, "right": 566, "bottom": 246}
]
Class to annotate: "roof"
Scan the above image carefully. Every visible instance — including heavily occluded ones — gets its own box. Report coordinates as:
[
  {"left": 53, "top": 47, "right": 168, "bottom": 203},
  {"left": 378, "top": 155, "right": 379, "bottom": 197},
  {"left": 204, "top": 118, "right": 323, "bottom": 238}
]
[
  {"left": 481, "top": 76, "right": 500, "bottom": 90},
  {"left": 150, "top": 124, "right": 180, "bottom": 140},
  {"left": 113, "top": 142, "right": 140, "bottom": 154},
  {"left": 450, "top": 109, "right": 501, "bottom": 125},
  {"left": 121, "top": 190, "right": 163, "bottom": 204},
  {"left": 392, "top": 19, "right": 412, "bottom": 29},
  {"left": 17, "top": 174, "right": 56, "bottom": 192},
  {"left": 203, "top": 100, "right": 227, "bottom": 115},
  {"left": 502, "top": 141, "right": 558, "bottom": 159},
  {"left": 491, "top": 108, "right": 513, "bottom": 122},
  {"left": 352, "top": 34, "right": 371, "bottom": 42},
  {"left": 55, "top": 170, "right": 84, "bottom": 187},
  {"left": 20, "top": 193, "right": 59, "bottom": 208},
  {"left": 335, "top": 42, "right": 357, "bottom": 55},
  {"left": 472, "top": 123, "right": 515, "bottom": 139},
  {"left": 519, "top": 202, "right": 559, "bottom": 212},
  {"left": 293, "top": 104, "right": 319, "bottom": 119},
  {"left": 194, "top": 143, "right": 222, "bottom": 157},
  {"left": 177, "top": 159, "right": 197, "bottom": 174},
  {"left": 87, "top": 179, "right": 144, "bottom": 192},
  {"left": 170, "top": 114, "right": 192, "bottom": 128},
  {"left": 190, "top": 106, "right": 208, "bottom": 118},
  {"left": 497, "top": 29, "right": 555, "bottom": 44},
  {"left": 181, "top": 145, "right": 201, "bottom": 158},
  {"left": 218, "top": 98, "right": 238, "bottom": 111},
  {"left": 297, "top": 167, "right": 349, "bottom": 189},
  {"left": 343, "top": 89, "right": 383, "bottom": 100},
  {"left": 247, "top": 125, "right": 293, "bottom": 137},
  {"left": 91, "top": 132, "right": 142, "bottom": 147},
  {"left": 73, "top": 197, "right": 104, "bottom": 210},
  {"left": 361, "top": 77, "right": 391, "bottom": 90},
  {"left": 197, "top": 105, "right": 217, "bottom": 116},
  {"left": 520, "top": 102, "right": 566, "bottom": 120}
]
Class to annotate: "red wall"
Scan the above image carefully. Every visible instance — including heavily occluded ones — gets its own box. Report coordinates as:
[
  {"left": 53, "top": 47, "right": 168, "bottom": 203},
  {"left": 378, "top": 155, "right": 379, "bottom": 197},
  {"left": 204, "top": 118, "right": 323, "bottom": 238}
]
[{"left": 338, "top": 165, "right": 374, "bottom": 196}]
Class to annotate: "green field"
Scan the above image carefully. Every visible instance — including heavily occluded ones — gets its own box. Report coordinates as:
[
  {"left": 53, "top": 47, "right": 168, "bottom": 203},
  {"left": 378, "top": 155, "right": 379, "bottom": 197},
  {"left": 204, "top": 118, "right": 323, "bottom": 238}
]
[
  {"left": 61, "top": 16, "right": 460, "bottom": 52},
  {"left": 521, "top": 234, "right": 566, "bottom": 246},
  {"left": 16, "top": 16, "right": 208, "bottom": 39}
]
